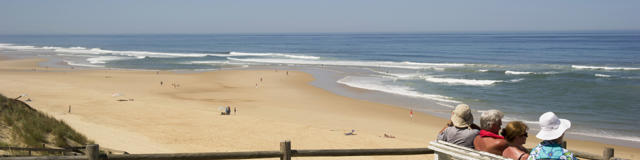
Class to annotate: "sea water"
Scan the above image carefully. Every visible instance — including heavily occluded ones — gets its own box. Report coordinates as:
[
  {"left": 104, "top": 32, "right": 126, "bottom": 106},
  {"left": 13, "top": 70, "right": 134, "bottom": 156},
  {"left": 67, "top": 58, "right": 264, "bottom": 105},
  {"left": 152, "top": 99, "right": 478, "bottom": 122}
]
[{"left": 0, "top": 32, "right": 639, "bottom": 147}]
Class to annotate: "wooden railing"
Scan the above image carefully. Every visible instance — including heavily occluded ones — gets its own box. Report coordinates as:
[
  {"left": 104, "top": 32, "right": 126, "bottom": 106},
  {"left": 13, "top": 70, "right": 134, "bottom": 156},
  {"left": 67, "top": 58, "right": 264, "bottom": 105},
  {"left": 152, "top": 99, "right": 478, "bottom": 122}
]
[
  {"left": 0, "top": 141, "right": 629, "bottom": 160},
  {"left": 0, "top": 146, "right": 85, "bottom": 156}
]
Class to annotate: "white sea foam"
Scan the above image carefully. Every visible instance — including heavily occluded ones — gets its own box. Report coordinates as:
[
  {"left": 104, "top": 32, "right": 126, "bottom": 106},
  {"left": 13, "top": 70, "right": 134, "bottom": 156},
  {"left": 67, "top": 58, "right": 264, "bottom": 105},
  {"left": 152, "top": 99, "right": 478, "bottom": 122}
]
[
  {"left": 367, "top": 69, "right": 422, "bottom": 80},
  {"left": 421, "top": 76, "right": 502, "bottom": 86},
  {"left": 0, "top": 43, "right": 321, "bottom": 61},
  {"left": 595, "top": 74, "right": 612, "bottom": 78},
  {"left": 228, "top": 58, "right": 465, "bottom": 70},
  {"left": 0, "top": 43, "right": 39, "bottom": 50},
  {"left": 505, "top": 70, "right": 533, "bottom": 75},
  {"left": 508, "top": 78, "right": 525, "bottom": 83},
  {"left": 187, "top": 60, "right": 230, "bottom": 64},
  {"left": 478, "top": 69, "right": 489, "bottom": 72},
  {"left": 87, "top": 56, "right": 138, "bottom": 64},
  {"left": 63, "top": 60, "right": 104, "bottom": 68},
  {"left": 337, "top": 76, "right": 460, "bottom": 103},
  {"left": 435, "top": 102, "right": 456, "bottom": 109},
  {"left": 572, "top": 65, "right": 640, "bottom": 71},
  {"left": 400, "top": 61, "right": 465, "bottom": 67},
  {"left": 229, "top": 51, "right": 320, "bottom": 60}
]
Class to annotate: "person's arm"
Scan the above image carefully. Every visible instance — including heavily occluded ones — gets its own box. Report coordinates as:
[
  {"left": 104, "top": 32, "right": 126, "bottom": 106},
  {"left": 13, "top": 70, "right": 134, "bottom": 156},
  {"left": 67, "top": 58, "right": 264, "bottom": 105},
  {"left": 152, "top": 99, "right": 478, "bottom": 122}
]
[
  {"left": 519, "top": 153, "right": 529, "bottom": 160},
  {"left": 437, "top": 127, "right": 447, "bottom": 140},
  {"left": 438, "top": 120, "right": 453, "bottom": 134},
  {"left": 438, "top": 126, "right": 448, "bottom": 134}
]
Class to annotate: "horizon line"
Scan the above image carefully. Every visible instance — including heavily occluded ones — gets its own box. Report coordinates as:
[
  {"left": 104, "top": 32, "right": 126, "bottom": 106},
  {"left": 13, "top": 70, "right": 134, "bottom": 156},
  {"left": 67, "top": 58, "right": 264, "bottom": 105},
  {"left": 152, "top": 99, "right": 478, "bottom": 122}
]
[{"left": 2, "top": 29, "right": 640, "bottom": 36}]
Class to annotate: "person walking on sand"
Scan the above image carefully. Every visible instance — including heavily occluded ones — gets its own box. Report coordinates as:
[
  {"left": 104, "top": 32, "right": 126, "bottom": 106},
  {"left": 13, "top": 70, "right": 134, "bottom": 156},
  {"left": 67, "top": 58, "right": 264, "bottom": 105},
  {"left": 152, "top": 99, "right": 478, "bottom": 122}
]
[
  {"left": 410, "top": 109, "right": 414, "bottom": 120},
  {"left": 473, "top": 109, "right": 507, "bottom": 155},
  {"left": 437, "top": 104, "right": 480, "bottom": 149},
  {"left": 528, "top": 112, "right": 577, "bottom": 160},
  {"left": 234, "top": 107, "right": 237, "bottom": 115}
]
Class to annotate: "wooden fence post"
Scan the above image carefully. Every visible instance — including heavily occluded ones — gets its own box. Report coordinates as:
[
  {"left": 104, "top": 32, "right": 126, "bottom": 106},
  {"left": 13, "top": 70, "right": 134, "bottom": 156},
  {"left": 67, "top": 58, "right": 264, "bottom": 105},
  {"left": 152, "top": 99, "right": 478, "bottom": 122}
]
[
  {"left": 603, "top": 148, "right": 614, "bottom": 160},
  {"left": 86, "top": 144, "right": 99, "bottom": 160},
  {"left": 280, "top": 141, "right": 291, "bottom": 160}
]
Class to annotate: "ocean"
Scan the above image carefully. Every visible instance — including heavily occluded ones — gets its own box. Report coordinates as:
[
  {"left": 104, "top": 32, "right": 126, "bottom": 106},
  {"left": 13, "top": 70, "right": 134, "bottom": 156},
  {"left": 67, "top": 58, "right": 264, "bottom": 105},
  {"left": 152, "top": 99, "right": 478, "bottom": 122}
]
[{"left": 0, "top": 32, "right": 639, "bottom": 147}]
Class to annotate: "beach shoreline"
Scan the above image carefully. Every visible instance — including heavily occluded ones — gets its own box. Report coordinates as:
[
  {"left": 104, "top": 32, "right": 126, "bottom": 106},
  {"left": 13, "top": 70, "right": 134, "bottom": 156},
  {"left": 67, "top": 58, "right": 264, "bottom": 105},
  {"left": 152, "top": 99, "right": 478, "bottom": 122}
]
[{"left": 0, "top": 56, "right": 638, "bottom": 159}]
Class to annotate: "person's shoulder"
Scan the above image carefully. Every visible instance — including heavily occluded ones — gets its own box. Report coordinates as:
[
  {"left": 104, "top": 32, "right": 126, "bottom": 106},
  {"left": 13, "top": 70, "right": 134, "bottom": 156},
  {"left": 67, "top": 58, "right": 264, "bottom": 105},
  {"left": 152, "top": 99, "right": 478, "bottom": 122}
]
[
  {"left": 489, "top": 138, "right": 508, "bottom": 149},
  {"left": 502, "top": 146, "right": 523, "bottom": 157},
  {"left": 441, "top": 126, "right": 454, "bottom": 132},
  {"left": 495, "top": 138, "right": 508, "bottom": 145}
]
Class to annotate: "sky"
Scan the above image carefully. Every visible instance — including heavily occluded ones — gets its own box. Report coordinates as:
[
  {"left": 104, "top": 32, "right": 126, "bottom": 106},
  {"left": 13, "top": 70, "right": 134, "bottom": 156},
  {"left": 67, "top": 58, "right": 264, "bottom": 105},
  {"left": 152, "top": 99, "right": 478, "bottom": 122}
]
[{"left": 1, "top": 0, "right": 639, "bottom": 34}]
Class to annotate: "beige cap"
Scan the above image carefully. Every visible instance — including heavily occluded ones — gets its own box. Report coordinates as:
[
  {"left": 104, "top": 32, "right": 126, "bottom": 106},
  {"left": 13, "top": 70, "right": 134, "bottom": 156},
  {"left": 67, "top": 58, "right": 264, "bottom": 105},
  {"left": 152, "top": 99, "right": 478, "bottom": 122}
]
[{"left": 451, "top": 104, "right": 474, "bottom": 128}]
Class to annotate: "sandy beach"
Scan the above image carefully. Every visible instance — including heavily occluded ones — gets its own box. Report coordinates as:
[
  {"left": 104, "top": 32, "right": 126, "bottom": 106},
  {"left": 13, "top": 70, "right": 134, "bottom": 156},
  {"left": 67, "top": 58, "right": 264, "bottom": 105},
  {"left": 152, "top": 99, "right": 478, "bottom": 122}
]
[{"left": 0, "top": 57, "right": 638, "bottom": 159}]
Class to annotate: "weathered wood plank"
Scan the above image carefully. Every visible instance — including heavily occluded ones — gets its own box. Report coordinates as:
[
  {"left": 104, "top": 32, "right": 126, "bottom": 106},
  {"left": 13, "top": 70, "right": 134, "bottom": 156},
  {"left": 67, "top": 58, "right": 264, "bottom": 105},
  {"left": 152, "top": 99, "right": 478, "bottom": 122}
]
[
  {"left": 294, "top": 148, "right": 434, "bottom": 157},
  {"left": 106, "top": 151, "right": 281, "bottom": 160},
  {"left": 572, "top": 150, "right": 602, "bottom": 160},
  {"left": 0, "top": 156, "right": 85, "bottom": 160},
  {"left": 0, "top": 147, "right": 71, "bottom": 152}
]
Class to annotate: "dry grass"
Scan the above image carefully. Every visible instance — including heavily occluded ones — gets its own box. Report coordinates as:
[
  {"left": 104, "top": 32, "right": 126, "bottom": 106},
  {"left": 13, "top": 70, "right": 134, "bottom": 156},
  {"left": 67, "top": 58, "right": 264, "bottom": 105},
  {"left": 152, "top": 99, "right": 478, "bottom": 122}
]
[{"left": 0, "top": 94, "right": 90, "bottom": 148}]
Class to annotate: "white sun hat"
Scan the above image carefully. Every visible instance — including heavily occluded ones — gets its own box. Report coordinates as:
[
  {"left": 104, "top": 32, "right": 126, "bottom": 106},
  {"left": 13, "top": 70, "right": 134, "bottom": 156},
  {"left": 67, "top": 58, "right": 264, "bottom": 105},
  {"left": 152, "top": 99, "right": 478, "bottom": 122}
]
[{"left": 535, "top": 112, "right": 571, "bottom": 140}]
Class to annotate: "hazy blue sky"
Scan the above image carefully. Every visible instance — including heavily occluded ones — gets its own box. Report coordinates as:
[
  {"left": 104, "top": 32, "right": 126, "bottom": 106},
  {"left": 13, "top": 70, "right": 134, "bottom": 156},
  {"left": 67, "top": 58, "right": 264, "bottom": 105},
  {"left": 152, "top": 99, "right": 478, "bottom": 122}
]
[{"left": 1, "top": 0, "right": 639, "bottom": 34}]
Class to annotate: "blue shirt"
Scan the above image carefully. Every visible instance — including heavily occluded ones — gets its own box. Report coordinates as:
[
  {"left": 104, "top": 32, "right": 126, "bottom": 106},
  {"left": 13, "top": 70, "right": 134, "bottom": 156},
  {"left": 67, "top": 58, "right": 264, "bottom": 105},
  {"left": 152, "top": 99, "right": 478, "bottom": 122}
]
[{"left": 528, "top": 140, "right": 578, "bottom": 160}]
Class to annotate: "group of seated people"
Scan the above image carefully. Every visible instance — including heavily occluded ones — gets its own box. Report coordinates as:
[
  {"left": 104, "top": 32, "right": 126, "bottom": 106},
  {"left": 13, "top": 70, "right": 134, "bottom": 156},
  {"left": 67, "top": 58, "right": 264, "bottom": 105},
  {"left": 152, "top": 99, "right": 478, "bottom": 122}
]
[{"left": 437, "top": 104, "right": 577, "bottom": 160}]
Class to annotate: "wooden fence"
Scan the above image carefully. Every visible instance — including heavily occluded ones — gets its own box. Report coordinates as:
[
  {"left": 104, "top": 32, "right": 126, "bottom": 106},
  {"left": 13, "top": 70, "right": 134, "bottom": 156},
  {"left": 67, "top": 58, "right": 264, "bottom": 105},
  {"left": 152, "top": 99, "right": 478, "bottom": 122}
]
[
  {"left": 0, "top": 146, "right": 85, "bottom": 156},
  {"left": 0, "top": 141, "right": 628, "bottom": 160}
]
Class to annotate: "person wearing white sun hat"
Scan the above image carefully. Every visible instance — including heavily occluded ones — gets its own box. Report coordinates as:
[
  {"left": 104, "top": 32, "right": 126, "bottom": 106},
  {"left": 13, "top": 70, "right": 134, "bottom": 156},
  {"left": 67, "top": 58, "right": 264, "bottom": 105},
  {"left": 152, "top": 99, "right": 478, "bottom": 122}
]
[{"left": 528, "top": 112, "right": 577, "bottom": 160}]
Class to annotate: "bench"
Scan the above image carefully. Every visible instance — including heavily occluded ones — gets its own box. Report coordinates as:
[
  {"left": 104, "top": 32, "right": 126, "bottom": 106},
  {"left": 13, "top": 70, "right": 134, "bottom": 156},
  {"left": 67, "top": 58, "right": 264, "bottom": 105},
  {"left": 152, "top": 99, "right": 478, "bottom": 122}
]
[{"left": 428, "top": 140, "right": 511, "bottom": 160}]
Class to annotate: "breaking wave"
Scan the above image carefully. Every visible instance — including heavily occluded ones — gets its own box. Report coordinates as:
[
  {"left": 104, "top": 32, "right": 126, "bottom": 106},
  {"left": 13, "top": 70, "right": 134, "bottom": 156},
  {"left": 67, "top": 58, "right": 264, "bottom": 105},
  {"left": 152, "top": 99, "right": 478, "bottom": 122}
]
[
  {"left": 421, "top": 76, "right": 503, "bottom": 86},
  {"left": 227, "top": 58, "right": 465, "bottom": 70},
  {"left": 572, "top": 65, "right": 640, "bottom": 71},
  {"left": 337, "top": 76, "right": 459, "bottom": 103},
  {"left": 0, "top": 43, "right": 322, "bottom": 63},
  {"left": 505, "top": 70, "right": 533, "bottom": 75}
]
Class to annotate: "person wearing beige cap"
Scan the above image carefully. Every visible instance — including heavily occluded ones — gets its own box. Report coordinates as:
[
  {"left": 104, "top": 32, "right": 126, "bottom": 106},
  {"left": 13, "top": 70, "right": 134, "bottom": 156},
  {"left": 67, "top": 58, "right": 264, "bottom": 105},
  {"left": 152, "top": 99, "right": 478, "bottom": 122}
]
[
  {"left": 437, "top": 104, "right": 480, "bottom": 148},
  {"left": 528, "top": 112, "right": 577, "bottom": 160}
]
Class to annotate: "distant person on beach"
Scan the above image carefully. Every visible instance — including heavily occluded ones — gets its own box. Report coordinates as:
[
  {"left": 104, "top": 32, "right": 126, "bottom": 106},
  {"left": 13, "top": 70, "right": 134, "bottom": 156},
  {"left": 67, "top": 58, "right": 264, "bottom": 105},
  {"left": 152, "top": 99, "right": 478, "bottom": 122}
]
[
  {"left": 234, "top": 107, "right": 237, "bottom": 115},
  {"left": 226, "top": 106, "right": 231, "bottom": 115},
  {"left": 410, "top": 109, "right": 413, "bottom": 120},
  {"left": 437, "top": 104, "right": 479, "bottom": 149},
  {"left": 474, "top": 109, "right": 507, "bottom": 155},
  {"left": 528, "top": 112, "right": 577, "bottom": 160},
  {"left": 501, "top": 121, "right": 529, "bottom": 160}
]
